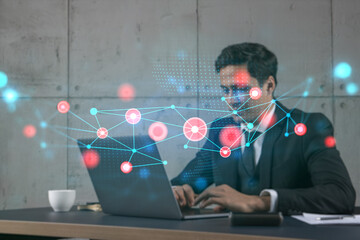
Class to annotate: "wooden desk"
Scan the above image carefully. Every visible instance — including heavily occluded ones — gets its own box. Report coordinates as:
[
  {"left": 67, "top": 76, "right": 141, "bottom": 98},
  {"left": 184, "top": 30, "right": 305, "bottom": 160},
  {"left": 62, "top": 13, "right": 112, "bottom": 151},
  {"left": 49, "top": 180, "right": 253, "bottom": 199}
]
[{"left": 0, "top": 207, "right": 359, "bottom": 240}]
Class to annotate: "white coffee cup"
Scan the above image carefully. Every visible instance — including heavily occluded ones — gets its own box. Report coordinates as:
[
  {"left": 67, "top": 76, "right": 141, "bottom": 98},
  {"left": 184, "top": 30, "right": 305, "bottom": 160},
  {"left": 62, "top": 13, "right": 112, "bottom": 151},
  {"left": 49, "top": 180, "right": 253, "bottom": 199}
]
[{"left": 48, "top": 190, "right": 76, "bottom": 212}]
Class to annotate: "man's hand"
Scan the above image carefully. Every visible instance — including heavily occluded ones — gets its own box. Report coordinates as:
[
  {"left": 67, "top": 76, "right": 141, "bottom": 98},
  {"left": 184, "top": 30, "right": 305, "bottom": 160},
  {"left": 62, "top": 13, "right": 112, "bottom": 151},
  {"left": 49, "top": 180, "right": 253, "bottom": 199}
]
[
  {"left": 194, "top": 184, "right": 270, "bottom": 212},
  {"left": 172, "top": 184, "right": 198, "bottom": 208}
]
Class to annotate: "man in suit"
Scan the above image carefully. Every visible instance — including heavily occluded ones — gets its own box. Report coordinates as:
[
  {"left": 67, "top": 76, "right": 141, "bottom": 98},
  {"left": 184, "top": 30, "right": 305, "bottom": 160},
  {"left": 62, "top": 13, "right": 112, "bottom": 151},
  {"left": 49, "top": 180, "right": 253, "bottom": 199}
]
[{"left": 171, "top": 42, "right": 355, "bottom": 215}]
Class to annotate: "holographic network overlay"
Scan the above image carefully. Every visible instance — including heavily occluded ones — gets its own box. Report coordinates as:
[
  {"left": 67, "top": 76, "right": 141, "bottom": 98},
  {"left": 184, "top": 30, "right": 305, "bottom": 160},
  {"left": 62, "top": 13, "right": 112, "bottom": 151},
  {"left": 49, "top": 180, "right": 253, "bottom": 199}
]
[
  {"left": 45, "top": 78, "right": 324, "bottom": 175},
  {"left": 1, "top": 58, "right": 349, "bottom": 173}
]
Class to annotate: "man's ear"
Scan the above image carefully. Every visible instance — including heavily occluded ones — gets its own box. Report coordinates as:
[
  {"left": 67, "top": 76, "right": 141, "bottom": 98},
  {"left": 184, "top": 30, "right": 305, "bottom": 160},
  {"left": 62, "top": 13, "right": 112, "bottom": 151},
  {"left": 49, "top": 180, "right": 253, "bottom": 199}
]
[{"left": 265, "top": 76, "right": 276, "bottom": 95}]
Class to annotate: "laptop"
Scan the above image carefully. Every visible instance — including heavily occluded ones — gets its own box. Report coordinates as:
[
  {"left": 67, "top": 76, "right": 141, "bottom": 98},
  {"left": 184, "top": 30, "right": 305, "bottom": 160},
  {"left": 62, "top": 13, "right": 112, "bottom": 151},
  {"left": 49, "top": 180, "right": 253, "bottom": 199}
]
[{"left": 77, "top": 135, "right": 229, "bottom": 220}]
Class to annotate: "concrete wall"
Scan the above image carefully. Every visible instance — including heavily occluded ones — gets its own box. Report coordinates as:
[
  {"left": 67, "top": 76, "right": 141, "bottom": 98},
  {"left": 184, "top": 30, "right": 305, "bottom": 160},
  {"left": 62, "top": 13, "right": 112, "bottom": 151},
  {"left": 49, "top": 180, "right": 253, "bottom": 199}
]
[{"left": 0, "top": 0, "right": 359, "bottom": 209}]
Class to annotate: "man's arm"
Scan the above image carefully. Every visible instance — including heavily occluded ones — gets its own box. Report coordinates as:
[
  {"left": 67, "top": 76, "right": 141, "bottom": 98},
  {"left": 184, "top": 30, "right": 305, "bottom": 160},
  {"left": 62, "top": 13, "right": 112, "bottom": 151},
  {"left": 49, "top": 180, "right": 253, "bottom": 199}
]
[
  {"left": 275, "top": 113, "right": 356, "bottom": 215},
  {"left": 194, "top": 184, "right": 271, "bottom": 212},
  {"left": 171, "top": 141, "right": 215, "bottom": 194},
  {"left": 171, "top": 121, "right": 219, "bottom": 194}
]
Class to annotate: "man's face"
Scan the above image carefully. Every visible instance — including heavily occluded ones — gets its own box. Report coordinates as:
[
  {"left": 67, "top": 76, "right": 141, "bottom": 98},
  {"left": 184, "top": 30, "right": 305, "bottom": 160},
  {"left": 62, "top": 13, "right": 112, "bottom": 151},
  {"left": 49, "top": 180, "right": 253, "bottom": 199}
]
[{"left": 220, "top": 65, "right": 274, "bottom": 124}]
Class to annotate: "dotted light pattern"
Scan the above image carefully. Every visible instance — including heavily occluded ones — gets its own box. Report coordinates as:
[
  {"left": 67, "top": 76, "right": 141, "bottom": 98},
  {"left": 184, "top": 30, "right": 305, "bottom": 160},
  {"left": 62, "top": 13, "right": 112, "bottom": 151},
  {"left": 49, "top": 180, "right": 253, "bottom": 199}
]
[{"left": 153, "top": 56, "right": 226, "bottom": 99}]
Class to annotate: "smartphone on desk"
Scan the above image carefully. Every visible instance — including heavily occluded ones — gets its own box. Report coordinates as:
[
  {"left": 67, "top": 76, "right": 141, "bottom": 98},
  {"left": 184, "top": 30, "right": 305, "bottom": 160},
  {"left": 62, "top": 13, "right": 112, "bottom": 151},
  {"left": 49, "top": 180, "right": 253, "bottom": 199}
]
[{"left": 230, "top": 212, "right": 283, "bottom": 226}]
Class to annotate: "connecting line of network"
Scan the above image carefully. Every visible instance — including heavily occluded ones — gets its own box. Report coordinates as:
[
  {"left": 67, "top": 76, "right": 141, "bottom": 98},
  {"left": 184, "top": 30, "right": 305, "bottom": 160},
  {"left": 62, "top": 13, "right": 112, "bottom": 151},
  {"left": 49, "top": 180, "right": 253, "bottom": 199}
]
[{"left": 50, "top": 84, "right": 312, "bottom": 174}]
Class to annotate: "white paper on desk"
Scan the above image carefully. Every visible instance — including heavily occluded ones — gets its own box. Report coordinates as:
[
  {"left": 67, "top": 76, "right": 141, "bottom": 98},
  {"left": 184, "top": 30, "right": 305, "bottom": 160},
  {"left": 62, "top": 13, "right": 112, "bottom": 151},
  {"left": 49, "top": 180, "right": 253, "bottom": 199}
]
[{"left": 292, "top": 213, "right": 360, "bottom": 225}]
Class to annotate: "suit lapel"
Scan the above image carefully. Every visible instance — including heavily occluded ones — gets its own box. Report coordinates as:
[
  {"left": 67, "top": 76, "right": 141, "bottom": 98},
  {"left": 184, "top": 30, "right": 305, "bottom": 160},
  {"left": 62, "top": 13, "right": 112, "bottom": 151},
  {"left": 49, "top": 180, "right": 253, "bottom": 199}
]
[{"left": 258, "top": 101, "right": 288, "bottom": 189}]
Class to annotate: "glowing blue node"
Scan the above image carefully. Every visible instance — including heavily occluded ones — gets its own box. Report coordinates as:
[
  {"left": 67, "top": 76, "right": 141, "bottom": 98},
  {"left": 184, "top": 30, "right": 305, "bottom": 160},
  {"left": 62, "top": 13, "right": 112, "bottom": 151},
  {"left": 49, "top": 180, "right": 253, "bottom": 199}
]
[
  {"left": 86, "top": 145, "right": 91, "bottom": 149},
  {"left": 171, "top": 105, "right": 175, "bottom": 109},
  {"left": 139, "top": 168, "right": 150, "bottom": 179},
  {"left": 346, "top": 82, "right": 358, "bottom": 95},
  {"left": 90, "top": 108, "right": 98, "bottom": 115},
  {"left": 3, "top": 89, "right": 19, "bottom": 103},
  {"left": 271, "top": 99, "right": 276, "bottom": 103},
  {"left": 334, "top": 62, "right": 352, "bottom": 79},
  {"left": 163, "top": 161, "right": 168, "bottom": 165},
  {"left": 184, "top": 144, "right": 188, "bottom": 149},
  {"left": 40, "top": 121, "right": 47, "bottom": 128},
  {"left": 0, "top": 71, "right": 8, "bottom": 88},
  {"left": 177, "top": 50, "right": 187, "bottom": 60},
  {"left": 177, "top": 86, "right": 185, "bottom": 94},
  {"left": 221, "top": 97, "right": 225, "bottom": 101},
  {"left": 195, "top": 177, "right": 207, "bottom": 192},
  {"left": 232, "top": 110, "right": 237, "bottom": 114},
  {"left": 286, "top": 113, "right": 290, "bottom": 118},
  {"left": 245, "top": 142, "right": 250, "bottom": 147},
  {"left": 40, "top": 142, "right": 47, "bottom": 149},
  {"left": 303, "top": 91, "right": 309, "bottom": 97},
  {"left": 132, "top": 149, "right": 137, "bottom": 153},
  {"left": 284, "top": 132, "right": 289, "bottom": 137},
  {"left": 247, "top": 123, "right": 254, "bottom": 130},
  {"left": 307, "top": 77, "right": 313, "bottom": 84}
]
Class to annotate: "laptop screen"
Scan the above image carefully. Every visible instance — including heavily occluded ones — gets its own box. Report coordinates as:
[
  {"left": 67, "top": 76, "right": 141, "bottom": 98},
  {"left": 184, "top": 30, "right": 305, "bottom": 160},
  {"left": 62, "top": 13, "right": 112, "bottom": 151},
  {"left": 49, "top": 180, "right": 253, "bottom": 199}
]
[{"left": 77, "top": 135, "right": 183, "bottom": 219}]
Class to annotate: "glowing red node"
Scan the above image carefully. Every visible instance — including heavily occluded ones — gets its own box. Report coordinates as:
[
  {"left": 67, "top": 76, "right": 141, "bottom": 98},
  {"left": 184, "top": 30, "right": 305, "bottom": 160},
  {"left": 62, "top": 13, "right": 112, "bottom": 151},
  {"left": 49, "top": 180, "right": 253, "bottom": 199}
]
[
  {"left": 183, "top": 117, "right": 207, "bottom": 142},
  {"left": 57, "top": 100, "right": 70, "bottom": 114},
  {"left": 82, "top": 150, "right": 100, "bottom": 169},
  {"left": 294, "top": 123, "right": 307, "bottom": 136},
  {"left": 219, "top": 125, "right": 242, "bottom": 148},
  {"left": 120, "top": 161, "right": 133, "bottom": 174},
  {"left": 125, "top": 108, "right": 141, "bottom": 124},
  {"left": 117, "top": 83, "right": 135, "bottom": 102},
  {"left": 97, "top": 127, "right": 108, "bottom": 139},
  {"left": 325, "top": 136, "right": 336, "bottom": 148},
  {"left": 249, "top": 87, "right": 262, "bottom": 100},
  {"left": 234, "top": 69, "right": 250, "bottom": 87},
  {"left": 220, "top": 146, "right": 231, "bottom": 158},
  {"left": 23, "top": 125, "right": 37, "bottom": 138},
  {"left": 148, "top": 122, "right": 168, "bottom": 142}
]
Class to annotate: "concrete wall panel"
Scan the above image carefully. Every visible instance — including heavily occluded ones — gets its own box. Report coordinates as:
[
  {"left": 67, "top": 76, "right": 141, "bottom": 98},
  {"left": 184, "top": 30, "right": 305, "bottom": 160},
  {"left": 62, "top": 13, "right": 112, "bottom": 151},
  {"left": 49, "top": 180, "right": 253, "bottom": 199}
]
[
  {"left": 69, "top": 0, "right": 197, "bottom": 98},
  {"left": 0, "top": 99, "right": 67, "bottom": 210},
  {"left": 198, "top": 0, "right": 332, "bottom": 98},
  {"left": 333, "top": 0, "right": 360, "bottom": 96},
  {"left": 0, "top": 0, "right": 68, "bottom": 97}
]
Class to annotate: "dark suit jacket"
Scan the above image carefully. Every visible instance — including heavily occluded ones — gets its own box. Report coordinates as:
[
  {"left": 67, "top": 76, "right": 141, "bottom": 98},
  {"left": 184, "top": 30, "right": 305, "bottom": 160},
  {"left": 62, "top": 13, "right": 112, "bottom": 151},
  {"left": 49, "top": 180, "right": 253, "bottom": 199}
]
[{"left": 171, "top": 101, "right": 356, "bottom": 215}]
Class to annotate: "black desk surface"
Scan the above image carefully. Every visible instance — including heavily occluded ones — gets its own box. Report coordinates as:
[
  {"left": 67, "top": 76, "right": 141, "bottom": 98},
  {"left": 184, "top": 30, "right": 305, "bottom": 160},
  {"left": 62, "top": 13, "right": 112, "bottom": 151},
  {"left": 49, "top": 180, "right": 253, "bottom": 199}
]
[{"left": 0, "top": 207, "right": 359, "bottom": 240}]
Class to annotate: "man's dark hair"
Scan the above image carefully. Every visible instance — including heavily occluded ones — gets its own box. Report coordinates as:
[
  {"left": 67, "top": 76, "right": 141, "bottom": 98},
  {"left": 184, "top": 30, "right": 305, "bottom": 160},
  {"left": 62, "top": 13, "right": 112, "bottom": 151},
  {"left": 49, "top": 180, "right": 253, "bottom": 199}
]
[{"left": 215, "top": 42, "right": 278, "bottom": 87}]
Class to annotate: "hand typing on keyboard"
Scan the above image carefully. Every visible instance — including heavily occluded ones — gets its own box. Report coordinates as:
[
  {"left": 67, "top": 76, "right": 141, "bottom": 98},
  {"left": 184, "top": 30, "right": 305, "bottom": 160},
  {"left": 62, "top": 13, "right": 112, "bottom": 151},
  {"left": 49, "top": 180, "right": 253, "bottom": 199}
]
[{"left": 172, "top": 184, "right": 198, "bottom": 208}]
